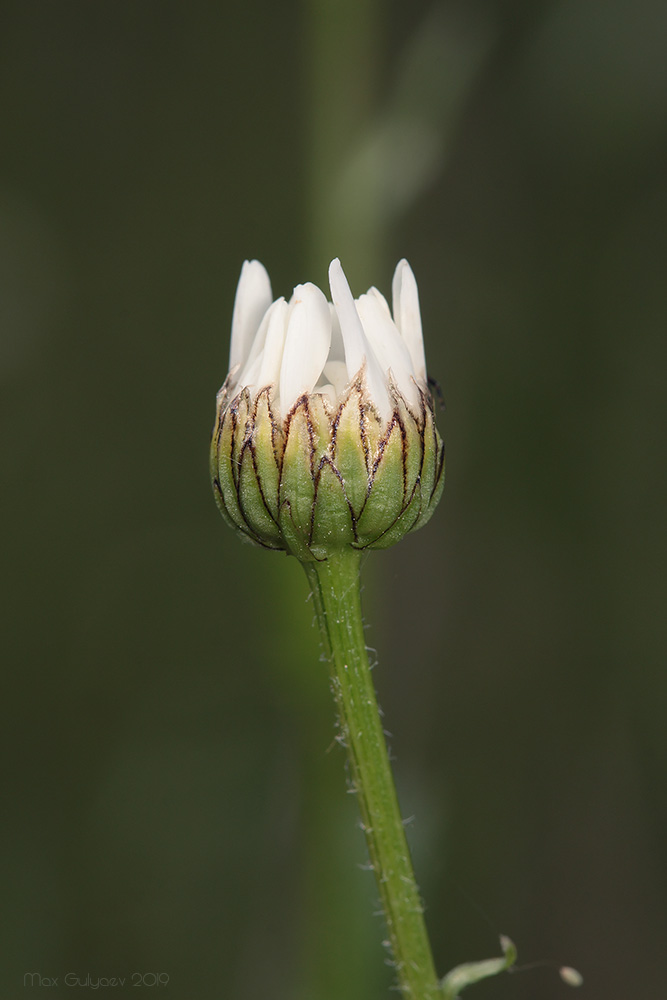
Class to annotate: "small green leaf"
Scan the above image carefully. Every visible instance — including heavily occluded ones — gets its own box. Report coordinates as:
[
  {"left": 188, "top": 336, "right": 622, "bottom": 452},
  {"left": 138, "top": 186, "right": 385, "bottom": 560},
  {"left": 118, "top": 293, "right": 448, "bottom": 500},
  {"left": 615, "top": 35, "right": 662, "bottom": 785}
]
[{"left": 440, "top": 936, "right": 517, "bottom": 1000}]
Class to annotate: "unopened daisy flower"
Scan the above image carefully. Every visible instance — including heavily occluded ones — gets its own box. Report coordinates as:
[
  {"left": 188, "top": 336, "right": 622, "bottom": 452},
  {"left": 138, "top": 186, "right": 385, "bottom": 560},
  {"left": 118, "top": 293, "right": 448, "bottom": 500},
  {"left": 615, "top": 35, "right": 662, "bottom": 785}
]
[{"left": 211, "top": 258, "right": 444, "bottom": 561}]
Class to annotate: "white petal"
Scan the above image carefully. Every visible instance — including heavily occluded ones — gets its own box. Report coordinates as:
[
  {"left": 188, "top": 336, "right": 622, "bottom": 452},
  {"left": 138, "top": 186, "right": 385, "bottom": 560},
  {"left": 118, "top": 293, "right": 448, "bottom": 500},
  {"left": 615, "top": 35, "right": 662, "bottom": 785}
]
[
  {"left": 257, "top": 298, "right": 289, "bottom": 390},
  {"left": 328, "top": 258, "right": 391, "bottom": 419},
  {"left": 229, "top": 260, "right": 273, "bottom": 373},
  {"left": 328, "top": 258, "right": 366, "bottom": 378},
  {"left": 237, "top": 297, "right": 288, "bottom": 391},
  {"left": 356, "top": 292, "right": 422, "bottom": 410},
  {"left": 237, "top": 353, "right": 262, "bottom": 390},
  {"left": 328, "top": 303, "right": 345, "bottom": 362},
  {"left": 322, "top": 360, "right": 349, "bottom": 397},
  {"left": 367, "top": 286, "right": 392, "bottom": 316},
  {"left": 279, "top": 282, "right": 331, "bottom": 414},
  {"left": 318, "top": 383, "right": 337, "bottom": 407},
  {"left": 237, "top": 295, "right": 279, "bottom": 387},
  {"left": 392, "top": 259, "right": 427, "bottom": 382}
]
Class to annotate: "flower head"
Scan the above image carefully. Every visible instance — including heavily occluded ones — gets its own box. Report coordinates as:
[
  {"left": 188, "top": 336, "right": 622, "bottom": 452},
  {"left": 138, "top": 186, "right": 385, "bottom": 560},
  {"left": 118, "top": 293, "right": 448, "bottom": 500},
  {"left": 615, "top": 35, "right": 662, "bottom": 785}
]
[{"left": 211, "top": 258, "right": 444, "bottom": 560}]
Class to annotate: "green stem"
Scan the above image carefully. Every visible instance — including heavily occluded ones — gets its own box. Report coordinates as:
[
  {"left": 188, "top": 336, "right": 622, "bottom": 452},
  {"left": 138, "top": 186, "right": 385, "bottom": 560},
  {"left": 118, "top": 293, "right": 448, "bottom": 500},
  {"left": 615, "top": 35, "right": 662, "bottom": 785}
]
[{"left": 303, "top": 548, "right": 440, "bottom": 1000}]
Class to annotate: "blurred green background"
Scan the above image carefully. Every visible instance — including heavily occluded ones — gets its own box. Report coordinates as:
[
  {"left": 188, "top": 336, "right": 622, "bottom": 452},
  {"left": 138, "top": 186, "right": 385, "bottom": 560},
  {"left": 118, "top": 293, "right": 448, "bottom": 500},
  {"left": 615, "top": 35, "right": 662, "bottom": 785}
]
[{"left": 2, "top": 1, "right": 666, "bottom": 998}]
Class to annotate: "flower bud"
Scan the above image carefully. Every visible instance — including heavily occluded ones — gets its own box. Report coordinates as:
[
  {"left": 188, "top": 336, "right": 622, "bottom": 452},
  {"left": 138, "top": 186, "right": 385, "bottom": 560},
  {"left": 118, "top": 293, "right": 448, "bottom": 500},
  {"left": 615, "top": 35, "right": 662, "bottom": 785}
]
[{"left": 211, "top": 258, "right": 444, "bottom": 561}]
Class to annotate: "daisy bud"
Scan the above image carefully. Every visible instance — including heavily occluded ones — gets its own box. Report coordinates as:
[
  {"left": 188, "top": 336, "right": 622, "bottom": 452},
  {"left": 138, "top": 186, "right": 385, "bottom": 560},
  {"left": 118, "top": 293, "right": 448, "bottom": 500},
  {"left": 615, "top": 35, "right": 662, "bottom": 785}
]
[{"left": 211, "top": 258, "right": 444, "bottom": 561}]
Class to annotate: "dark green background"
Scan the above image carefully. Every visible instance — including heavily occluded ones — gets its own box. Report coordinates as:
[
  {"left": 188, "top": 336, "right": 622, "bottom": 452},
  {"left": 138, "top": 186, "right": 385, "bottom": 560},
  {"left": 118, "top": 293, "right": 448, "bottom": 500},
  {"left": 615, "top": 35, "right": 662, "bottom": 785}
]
[{"left": 3, "top": 1, "right": 666, "bottom": 998}]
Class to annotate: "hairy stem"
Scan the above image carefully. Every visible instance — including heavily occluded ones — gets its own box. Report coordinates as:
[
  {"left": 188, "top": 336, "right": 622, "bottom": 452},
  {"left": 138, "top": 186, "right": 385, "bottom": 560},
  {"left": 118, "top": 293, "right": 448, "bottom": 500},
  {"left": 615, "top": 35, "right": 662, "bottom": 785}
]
[{"left": 303, "top": 548, "right": 440, "bottom": 1000}]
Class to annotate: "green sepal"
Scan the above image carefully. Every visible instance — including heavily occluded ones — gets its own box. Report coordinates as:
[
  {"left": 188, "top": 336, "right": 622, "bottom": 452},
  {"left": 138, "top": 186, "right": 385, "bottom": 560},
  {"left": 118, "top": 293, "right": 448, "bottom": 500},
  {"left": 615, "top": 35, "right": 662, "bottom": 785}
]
[
  {"left": 396, "top": 397, "right": 423, "bottom": 504},
  {"left": 252, "top": 389, "right": 282, "bottom": 520},
  {"left": 210, "top": 405, "right": 238, "bottom": 534},
  {"left": 210, "top": 391, "right": 283, "bottom": 549},
  {"left": 417, "top": 404, "right": 437, "bottom": 504},
  {"left": 277, "top": 499, "right": 314, "bottom": 561},
  {"left": 420, "top": 445, "right": 445, "bottom": 528},
  {"left": 278, "top": 399, "right": 317, "bottom": 558},
  {"left": 356, "top": 420, "right": 406, "bottom": 546},
  {"left": 332, "top": 386, "right": 371, "bottom": 519},
  {"left": 310, "top": 459, "right": 356, "bottom": 557},
  {"left": 212, "top": 406, "right": 252, "bottom": 541},
  {"left": 417, "top": 406, "right": 445, "bottom": 531},
  {"left": 211, "top": 470, "right": 239, "bottom": 536},
  {"left": 366, "top": 483, "right": 423, "bottom": 550},
  {"left": 211, "top": 381, "right": 445, "bottom": 559},
  {"left": 238, "top": 441, "right": 283, "bottom": 547}
]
